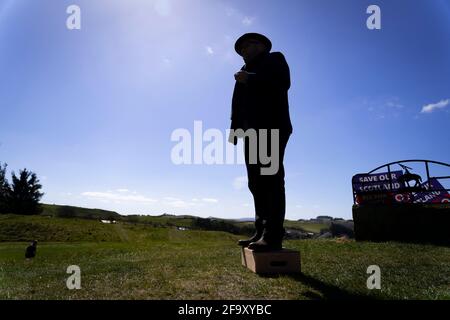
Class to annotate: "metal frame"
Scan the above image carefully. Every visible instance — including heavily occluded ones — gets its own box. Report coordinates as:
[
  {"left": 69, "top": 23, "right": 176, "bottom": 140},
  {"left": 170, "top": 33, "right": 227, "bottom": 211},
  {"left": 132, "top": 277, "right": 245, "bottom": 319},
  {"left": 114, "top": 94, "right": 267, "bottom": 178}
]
[{"left": 352, "top": 159, "right": 450, "bottom": 204}]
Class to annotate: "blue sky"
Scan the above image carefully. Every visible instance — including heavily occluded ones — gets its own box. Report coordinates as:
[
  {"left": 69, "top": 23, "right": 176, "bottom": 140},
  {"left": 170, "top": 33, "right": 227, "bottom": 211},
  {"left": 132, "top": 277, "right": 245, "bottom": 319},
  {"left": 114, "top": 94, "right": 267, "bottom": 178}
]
[{"left": 0, "top": 0, "right": 449, "bottom": 219}]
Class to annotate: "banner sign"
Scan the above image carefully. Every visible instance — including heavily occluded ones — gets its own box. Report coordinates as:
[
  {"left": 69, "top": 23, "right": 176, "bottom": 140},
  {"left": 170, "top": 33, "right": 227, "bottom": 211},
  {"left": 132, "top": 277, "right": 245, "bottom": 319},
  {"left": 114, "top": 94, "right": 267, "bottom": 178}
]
[
  {"left": 352, "top": 171, "right": 403, "bottom": 193},
  {"left": 410, "top": 178, "right": 450, "bottom": 204},
  {"left": 353, "top": 171, "right": 449, "bottom": 204}
]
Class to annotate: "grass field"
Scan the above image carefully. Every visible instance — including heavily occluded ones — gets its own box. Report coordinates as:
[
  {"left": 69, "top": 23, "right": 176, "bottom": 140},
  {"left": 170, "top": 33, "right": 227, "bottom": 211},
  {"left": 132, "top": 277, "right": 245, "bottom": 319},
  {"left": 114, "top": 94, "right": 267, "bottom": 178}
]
[{"left": 0, "top": 214, "right": 449, "bottom": 300}]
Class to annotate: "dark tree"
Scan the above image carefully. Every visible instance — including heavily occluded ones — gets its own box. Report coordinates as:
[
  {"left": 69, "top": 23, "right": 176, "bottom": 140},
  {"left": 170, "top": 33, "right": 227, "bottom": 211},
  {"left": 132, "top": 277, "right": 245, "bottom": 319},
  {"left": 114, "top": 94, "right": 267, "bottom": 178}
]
[
  {"left": 0, "top": 162, "right": 10, "bottom": 213},
  {"left": 10, "top": 169, "right": 44, "bottom": 215}
]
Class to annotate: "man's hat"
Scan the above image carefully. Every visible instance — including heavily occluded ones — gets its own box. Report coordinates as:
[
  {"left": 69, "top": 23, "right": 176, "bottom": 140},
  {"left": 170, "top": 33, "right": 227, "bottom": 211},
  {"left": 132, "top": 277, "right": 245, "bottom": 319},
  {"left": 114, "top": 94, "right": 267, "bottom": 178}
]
[{"left": 234, "top": 32, "right": 272, "bottom": 56}]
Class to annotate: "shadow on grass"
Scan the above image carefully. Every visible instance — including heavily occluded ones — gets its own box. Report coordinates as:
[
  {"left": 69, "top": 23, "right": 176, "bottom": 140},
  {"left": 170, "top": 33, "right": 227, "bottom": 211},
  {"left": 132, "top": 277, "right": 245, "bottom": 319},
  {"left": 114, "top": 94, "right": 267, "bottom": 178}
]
[{"left": 258, "top": 273, "right": 375, "bottom": 300}]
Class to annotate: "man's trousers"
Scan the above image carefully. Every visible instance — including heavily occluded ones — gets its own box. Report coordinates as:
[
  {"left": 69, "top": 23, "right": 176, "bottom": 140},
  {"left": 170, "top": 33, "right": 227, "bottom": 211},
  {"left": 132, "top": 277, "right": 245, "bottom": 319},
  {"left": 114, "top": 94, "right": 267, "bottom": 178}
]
[{"left": 243, "top": 129, "right": 291, "bottom": 242}]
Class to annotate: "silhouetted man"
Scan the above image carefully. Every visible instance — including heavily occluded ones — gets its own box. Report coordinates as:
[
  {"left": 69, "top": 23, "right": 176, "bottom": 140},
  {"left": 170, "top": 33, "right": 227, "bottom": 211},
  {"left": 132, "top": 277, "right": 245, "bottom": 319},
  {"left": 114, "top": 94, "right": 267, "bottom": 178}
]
[{"left": 229, "top": 33, "right": 292, "bottom": 251}]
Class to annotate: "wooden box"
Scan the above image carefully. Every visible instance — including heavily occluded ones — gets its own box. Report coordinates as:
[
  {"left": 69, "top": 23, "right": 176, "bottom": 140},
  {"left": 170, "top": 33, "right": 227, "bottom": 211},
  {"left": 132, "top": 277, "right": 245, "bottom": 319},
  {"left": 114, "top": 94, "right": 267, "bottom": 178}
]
[{"left": 241, "top": 247, "right": 301, "bottom": 274}]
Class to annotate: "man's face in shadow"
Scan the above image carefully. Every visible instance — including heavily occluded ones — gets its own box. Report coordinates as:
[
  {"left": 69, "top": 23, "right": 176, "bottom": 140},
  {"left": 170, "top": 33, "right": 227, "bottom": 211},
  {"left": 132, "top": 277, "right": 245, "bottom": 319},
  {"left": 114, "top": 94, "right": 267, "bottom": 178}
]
[{"left": 240, "top": 38, "right": 267, "bottom": 62}]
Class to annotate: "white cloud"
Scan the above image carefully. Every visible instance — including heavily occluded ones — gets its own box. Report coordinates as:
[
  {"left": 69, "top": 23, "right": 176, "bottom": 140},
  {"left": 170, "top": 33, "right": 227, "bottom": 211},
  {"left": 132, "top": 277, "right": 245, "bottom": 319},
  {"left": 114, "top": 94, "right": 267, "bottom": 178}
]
[
  {"left": 116, "top": 189, "right": 129, "bottom": 193},
  {"left": 82, "top": 191, "right": 157, "bottom": 203},
  {"left": 242, "top": 16, "right": 255, "bottom": 26},
  {"left": 233, "top": 175, "right": 248, "bottom": 190},
  {"left": 225, "top": 7, "right": 236, "bottom": 17},
  {"left": 386, "top": 101, "right": 404, "bottom": 109},
  {"left": 164, "top": 199, "right": 194, "bottom": 208},
  {"left": 163, "top": 196, "right": 181, "bottom": 201},
  {"left": 420, "top": 99, "right": 449, "bottom": 113},
  {"left": 162, "top": 57, "right": 172, "bottom": 67},
  {"left": 162, "top": 196, "right": 217, "bottom": 208},
  {"left": 361, "top": 97, "right": 407, "bottom": 119},
  {"left": 206, "top": 46, "right": 214, "bottom": 55}
]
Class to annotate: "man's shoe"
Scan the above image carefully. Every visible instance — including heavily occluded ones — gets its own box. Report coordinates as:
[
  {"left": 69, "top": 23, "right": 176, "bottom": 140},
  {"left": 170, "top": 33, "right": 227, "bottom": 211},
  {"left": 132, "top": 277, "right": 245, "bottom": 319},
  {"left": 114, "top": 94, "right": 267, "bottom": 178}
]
[
  {"left": 247, "top": 238, "right": 282, "bottom": 252},
  {"left": 238, "top": 233, "right": 262, "bottom": 247}
]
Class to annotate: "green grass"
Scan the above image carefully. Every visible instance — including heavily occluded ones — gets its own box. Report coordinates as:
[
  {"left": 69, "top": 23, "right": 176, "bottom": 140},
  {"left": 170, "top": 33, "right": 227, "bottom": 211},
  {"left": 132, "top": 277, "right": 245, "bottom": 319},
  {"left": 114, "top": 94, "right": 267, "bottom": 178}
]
[{"left": 0, "top": 215, "right": 449, "bottom": 300}]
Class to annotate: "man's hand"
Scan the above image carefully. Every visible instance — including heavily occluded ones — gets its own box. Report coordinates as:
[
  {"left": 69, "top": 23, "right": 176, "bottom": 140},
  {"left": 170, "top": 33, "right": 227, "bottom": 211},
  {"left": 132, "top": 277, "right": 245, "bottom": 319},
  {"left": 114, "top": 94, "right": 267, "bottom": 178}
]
[{"left": 234, "top": 71, "right": 250, "bottom": 84}]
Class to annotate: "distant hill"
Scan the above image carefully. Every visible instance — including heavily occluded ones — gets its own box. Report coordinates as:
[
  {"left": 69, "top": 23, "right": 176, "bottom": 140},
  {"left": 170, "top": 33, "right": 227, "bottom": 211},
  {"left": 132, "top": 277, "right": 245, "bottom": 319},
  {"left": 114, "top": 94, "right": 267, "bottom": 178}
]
[
  {"left": 232, "top": 217, "right": 255, "bottom": 222},
  {"left": 41, "top": 204, "right": 121, "bottom": 220},
  {"left": 0, "top": 214, "right": 123, "bottom": 242},
  {"left": 20, "top": 203, "right": 333, "bottom": 236}
]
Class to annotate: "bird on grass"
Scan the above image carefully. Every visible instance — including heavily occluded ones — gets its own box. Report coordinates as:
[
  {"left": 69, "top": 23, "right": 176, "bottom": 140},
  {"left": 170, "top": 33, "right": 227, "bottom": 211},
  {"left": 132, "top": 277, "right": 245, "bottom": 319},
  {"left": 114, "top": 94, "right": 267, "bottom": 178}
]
[{"left": 25, "top": 240, "right": 38, "bottom": 260}]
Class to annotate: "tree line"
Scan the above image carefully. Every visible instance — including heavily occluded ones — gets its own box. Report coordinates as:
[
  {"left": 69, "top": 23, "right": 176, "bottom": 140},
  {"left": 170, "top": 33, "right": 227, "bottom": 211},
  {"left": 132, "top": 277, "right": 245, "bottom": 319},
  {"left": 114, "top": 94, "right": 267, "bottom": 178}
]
[{"left": 0, "top": 162, "right": 44, "bottom": 215}]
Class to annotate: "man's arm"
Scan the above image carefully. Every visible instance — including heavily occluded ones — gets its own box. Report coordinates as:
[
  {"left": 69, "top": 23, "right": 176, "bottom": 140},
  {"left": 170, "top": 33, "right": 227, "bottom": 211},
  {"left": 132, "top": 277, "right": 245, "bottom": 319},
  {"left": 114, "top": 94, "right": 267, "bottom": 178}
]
[{"left": 246, "top": 52, "right": 290, "bottom": 90}]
